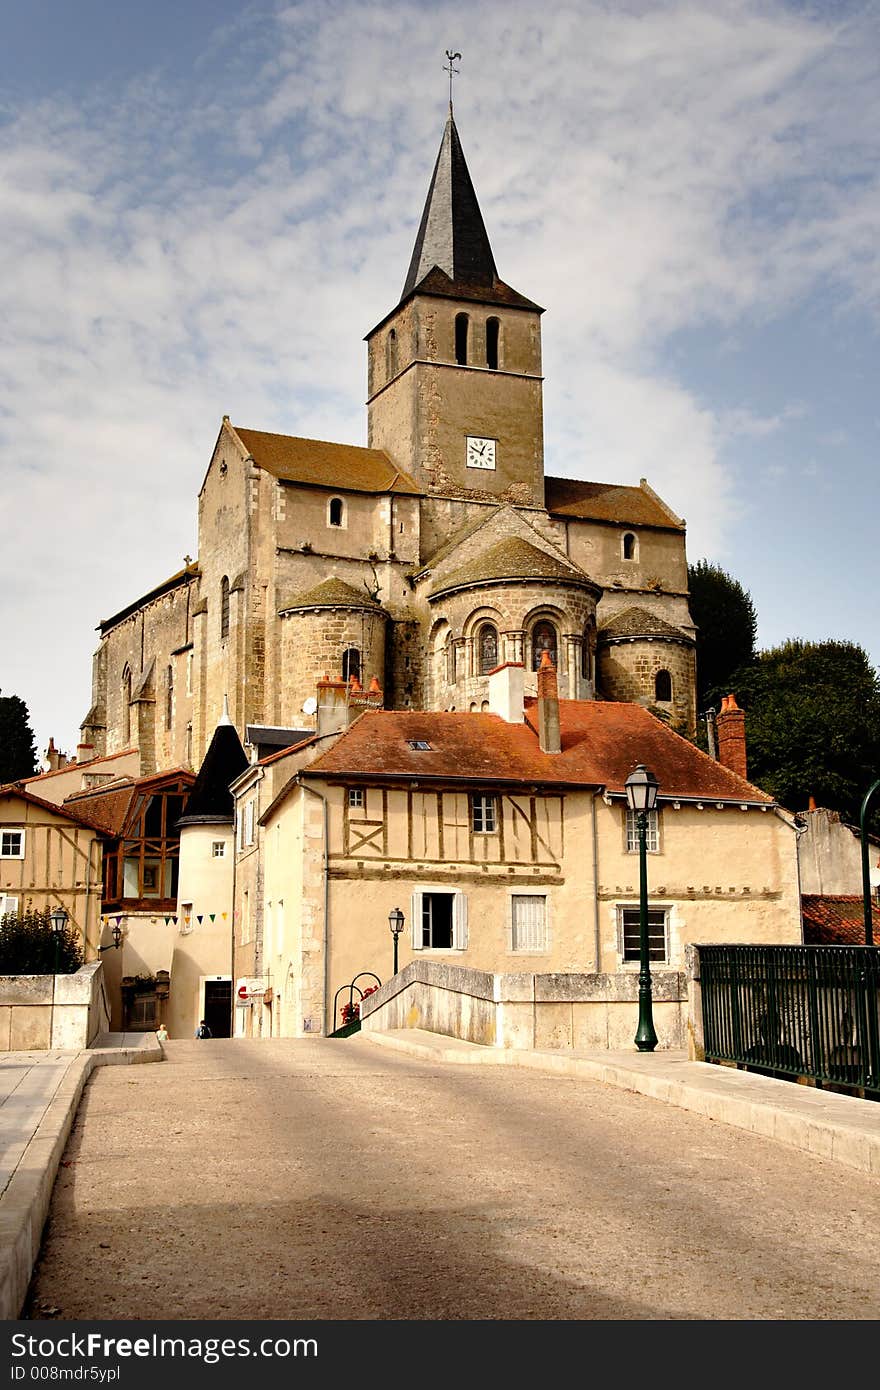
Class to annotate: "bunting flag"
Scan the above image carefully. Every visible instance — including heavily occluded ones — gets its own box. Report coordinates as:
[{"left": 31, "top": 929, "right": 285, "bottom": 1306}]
[
  {"left": 222, "top": 912, "right": 228, "bottom": 920},
  {"left": 115, "top": 917, "right": 122, "bottom": 927},
  {"left": 172, "top": 916, "right": 178, "bottom": 926},
  {"left": 209, "top": 914, "right": 216, "bottom": 922},
  {"left": 197, "top": 915, "right": 203, "bottom": 925},
  {"left": 164, "top": 917, "right": 171, "bottom": 925}
]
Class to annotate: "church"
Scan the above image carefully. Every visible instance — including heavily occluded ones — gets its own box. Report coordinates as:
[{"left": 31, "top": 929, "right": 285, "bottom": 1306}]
[{"left": 79, "top": 107, "right": 698, "bottom": 774}]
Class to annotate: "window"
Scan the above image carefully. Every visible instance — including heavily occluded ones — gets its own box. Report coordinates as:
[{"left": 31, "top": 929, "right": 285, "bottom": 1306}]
[
  {"left": 626, "top": 808, "right": 660, "bottom": 853},
  {"left": 446, "top": 637, "right": 456, "bottom": 684},
  {"left": 412, "top": 889, "right": 467, "bottom": 950},
  {"left": 655, "top": 670, "right": 672, "bottom": 702},
  {"left": 622, "top": 532, "right": 637, "bottom": 560},
  {"left": 244, "top": 800, "right": 255, "bottom": 847},
  {"left": 0, "top": 830, "right": 24, "bottom": 859},
  {"left": 581, "top": 628, "right": 592, "bottom": 681},
  {"left": 166, "top": 664, "right": 173, "bottom": 731},
  {"left": 386, "top": 328, "right": 398, "bottom": 379},
  {"left": 348, "top": 789, "right": 364, "bottom": 808},
  {"left": 531, "top": 621, "right": 558, "bottom": 670},
  {"left": 477, "top": 623, "right": 498, "bottom": 674},
  {"left": 407, "top": 739, "right": 432, "bottom": 751},
  {"left": 486, "top": 317, "right": 500, "bottom": 370},
  {"left": 186, "top": 652, "right": 193, "bottom": 696},
  {"left": 619, "top": 906, "right": 669, "bottom": 963},
  {"left": 328, "top": 497, "right": 344, "bottom": 527},
  {"left": 455, "top": 313, "right": 469, "bottom": 365},
  {"left": 122, "top": 665, "right": 132, "bottom": 745},
  {"left": 471, "top": 794, "right": 497, "bottom": 834},
  {"left": 1, "top": 895, "right": 20, "bottom": 918},
  {"left": 212, "top": 841, "right": 226, "bottom": 858},
  {"left": 511, "top": 895, "right": 547, "bottom": 952},
  {"left": 220, "top": 576, "right": 230, "bottom": 639},
  {"left": 342, "top": 648, "right": 360, "bottom": 683}
]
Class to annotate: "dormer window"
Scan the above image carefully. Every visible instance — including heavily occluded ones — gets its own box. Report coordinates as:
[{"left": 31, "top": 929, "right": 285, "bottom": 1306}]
[
  {"left": 455, "top": 313, "right": 469, "bottom": 365},
  {"left": 407, "top": 740, "right": 432, "bottom": 751},
  {"left": 328, "top": 497, "right": 345, "bottom": 528},
  {"left": 486, "top": 317, "right": 500, "bottom": 370}
]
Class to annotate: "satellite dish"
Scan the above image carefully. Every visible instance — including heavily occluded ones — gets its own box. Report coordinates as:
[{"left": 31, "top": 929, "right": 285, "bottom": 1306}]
[{"left": 302, "top": 696, "right": 317, "bottom": 715}]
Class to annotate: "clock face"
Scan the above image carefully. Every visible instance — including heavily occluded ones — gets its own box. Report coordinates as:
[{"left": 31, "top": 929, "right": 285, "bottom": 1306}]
[{"left": 466, "top": 435, "right": 496, "bottom": 470}]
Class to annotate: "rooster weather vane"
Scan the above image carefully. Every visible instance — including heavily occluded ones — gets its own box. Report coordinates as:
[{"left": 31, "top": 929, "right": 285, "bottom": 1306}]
[{"left": 444, "top": 50, "right": 461, "bottom": 110}]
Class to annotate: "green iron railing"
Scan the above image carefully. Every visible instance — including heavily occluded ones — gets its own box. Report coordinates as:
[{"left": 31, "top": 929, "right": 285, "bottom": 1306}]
[{"left": 700, "top": 945, "right": 880, "bottom": 1096}]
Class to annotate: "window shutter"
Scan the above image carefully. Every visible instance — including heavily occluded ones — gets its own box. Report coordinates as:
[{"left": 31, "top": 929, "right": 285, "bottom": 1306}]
[
  {"left": 411, "top": 890, "right": 423, "bottom": 949},
  {"left": 1, "top": 895, "right": 19, "bottom": 917},
  {"left": 453, "top": 892, "right": 468, "bottom": 951}
]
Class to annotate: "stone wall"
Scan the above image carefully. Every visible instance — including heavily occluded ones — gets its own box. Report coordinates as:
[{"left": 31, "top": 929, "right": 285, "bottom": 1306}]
[
  {"left": 597, "top": 637, "right": 696, "bottom": 733},
  {"left": 0, "top": 962, "right": 110, "bottom": 1051}
]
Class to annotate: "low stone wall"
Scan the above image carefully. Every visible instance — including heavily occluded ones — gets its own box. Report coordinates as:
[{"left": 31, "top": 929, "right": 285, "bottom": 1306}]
[
  {"left": 0, "top": 963, "right": 110, "bottom": 1050},
  {"left": 359, "top": 960, "right": 687, "bottom": 1050}
]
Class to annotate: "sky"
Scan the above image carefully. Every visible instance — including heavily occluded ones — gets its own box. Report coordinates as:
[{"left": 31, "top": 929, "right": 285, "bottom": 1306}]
[{"left": 1, "top": 0, "right": 878, "bottom": 760}]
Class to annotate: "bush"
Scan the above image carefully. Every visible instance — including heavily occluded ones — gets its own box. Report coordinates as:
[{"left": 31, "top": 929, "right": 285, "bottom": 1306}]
[{"left": 0, "top": 909, "right": 84, "bottom": 975}]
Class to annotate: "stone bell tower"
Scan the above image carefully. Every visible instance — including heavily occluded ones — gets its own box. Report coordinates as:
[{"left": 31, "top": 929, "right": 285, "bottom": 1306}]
[{"left": 366, "top": 108, "right": 545, "bottom": 506}]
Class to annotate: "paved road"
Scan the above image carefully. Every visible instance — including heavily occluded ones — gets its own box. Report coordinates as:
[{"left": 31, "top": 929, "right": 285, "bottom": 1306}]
[{"left": 25, "top": 1037, "right": 880, "bottom": 1321}]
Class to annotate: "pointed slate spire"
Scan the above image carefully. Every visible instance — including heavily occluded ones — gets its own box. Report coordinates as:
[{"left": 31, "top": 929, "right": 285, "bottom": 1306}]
[
  {"left": 177, "top": 713, "right": 248, "bottom": 826},
  {"left": 402, "top": 112, "right": 499, "bottom": 298}
]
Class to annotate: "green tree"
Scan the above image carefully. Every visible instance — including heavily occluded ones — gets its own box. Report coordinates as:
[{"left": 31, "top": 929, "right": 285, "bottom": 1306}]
[
  {"left": 731, "top": 639, "right": 880, "bottom": 824},
  {"left": 0, "top": 909, "right": 83, "bottom": 975},
  {"left": 688, "top": 560, "right": 758, "bottom": 711},
  {"left": 0, "top": 691, "right": 38, "bottom": 782}
]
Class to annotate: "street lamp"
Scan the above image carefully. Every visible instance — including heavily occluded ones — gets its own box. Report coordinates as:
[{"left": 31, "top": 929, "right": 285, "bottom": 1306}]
[
  {"left": 48, "top": 905, "right": 68, "bottom": 976},
  {"left": 625, "top": 764, "right": 660, "bottom": 1053},
  {"left": 860, "top": 778, "right": 880, "bottom": 947},
  {"left": 98, "top": 923, "right": 123, "bottom": 953},
  {"left": 388, "top": 907, "right": 405, "bottom": 975}
]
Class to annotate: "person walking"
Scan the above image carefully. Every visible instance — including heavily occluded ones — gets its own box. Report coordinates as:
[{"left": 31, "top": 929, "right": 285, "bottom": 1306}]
[
  {"left": 156, "top": 1023, "right": 169, "bottom": 1044},
  {"left": 195, "top": 1019, "right": 212, "bottom": 1039}
]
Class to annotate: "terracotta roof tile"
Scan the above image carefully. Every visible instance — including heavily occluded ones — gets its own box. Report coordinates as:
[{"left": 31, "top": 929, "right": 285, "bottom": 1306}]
[
  {"left": 545, "top": 477, "right": 683, "bottom": 530},
  {"left": 801, "top": 895, "right": 878, "bottom": 945},
  {"left": 430, "top": 537, "right": 597, "bottom": 599},
  {"left": 599, "top": 607, "right": 692, "bottom": 642},
  {"left": 0, "top": 784, "right": 109, "bottom": 832},
  {"left": 302, "top": 700, "right": 774, "bottom": 802},
  {"left": 234, "top": 427, "right": 422, "bottom": 495}
]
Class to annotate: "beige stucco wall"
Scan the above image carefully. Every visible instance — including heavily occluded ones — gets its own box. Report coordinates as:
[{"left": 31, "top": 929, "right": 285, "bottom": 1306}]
[
  {"left": 797, "top": 808, "right": 880, "bottom": 896},
  {"left": 0, "top": 794, "right": 104, "bottom": 956}
]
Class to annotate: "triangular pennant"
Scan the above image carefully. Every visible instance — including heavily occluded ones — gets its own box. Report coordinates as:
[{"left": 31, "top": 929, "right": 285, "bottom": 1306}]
[
  {"left": 115, "top": 917, "right": 122, "bottom": 927},
  {"left": 197, "top": 915, "right": 203, "bottom": 925},
  {"left": 209, "top": 914, "right": 216, "bottom": 922},
  {"left": 222, "top": 912, "right": 228, "bottom": 920},
  {"left": 172, "top": 916, "right": 178, "bottom": 926},
  {"left": 164, "top": 917, "right": 171, "bottom": 925}
]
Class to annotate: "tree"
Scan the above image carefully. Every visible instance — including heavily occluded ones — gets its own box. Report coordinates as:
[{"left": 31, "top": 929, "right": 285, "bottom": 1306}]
[
  {"left": 0, "top": 691, "right": 38, "bottom": 782},
  {"left": 731, "top": 639, "right": 880, "bottom": 825},
  {"left": 0, "top": 908, "right": 83, "bottom": 975},
  {"left": 688, "top": 560, "right": 758, "bottom": 711}
]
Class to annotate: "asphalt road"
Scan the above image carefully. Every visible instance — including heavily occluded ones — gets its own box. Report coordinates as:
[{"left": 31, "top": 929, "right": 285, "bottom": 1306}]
[{"left": 24, "top": 1037, "right": 880, "bottom": 1321}]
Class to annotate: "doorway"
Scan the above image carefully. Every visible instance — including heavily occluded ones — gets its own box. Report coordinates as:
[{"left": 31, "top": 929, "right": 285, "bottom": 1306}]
[{"left": 203, "top": 979, "right": 232, "bottom": 1038}]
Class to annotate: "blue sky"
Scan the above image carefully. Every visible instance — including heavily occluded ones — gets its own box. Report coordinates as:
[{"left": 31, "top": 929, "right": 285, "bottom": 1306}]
[{"left": 2, "top": 0, "right": 878, "bottom": 758}]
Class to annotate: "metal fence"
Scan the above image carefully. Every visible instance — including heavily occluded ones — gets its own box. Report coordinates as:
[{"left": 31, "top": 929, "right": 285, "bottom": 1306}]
[{"left": 699, "top": 945, "right": 880, "bottom": 1096}]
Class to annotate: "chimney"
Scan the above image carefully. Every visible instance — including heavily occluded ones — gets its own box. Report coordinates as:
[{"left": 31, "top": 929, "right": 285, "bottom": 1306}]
[
  {"left": 316, "top": 675, "right": 349, "bottom": 738},
  {"left": 537, "top": 651, "right": 561, "bottom": 754},
  {"left": 44, "top": 738, "right": 65, "bottom": 773},
  {"left": 487, "top": 662, "right": 525, "bottom": 724},
  {"left": 716, "top": 693, "right": 747, "bottom": 780},
  {"left": 76, "top": 741, "right": 94, "bottom": 766}
]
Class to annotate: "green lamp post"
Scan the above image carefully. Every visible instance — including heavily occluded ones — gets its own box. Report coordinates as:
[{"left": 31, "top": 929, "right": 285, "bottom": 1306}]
[
  {"left": 860, "top": 778, "right": 880, "bottom": 947},
  {"left": 48, "top": 905, "right": 68, "bottom": 977},
  {"left": 388, "top": 906, "right": 405, "bottom": 975},
  {"left": 625, "top": 764, "right": 660, "bottom": 1053}
]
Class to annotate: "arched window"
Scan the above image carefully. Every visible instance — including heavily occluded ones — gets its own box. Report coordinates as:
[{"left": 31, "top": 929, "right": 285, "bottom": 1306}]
[
  {"left": 220, "top": 576, "right": 230, "bottom": 639},
  {"left": 486, "top": 317, "right": 500, "bottom": 370},
  {"left": 655, "top": 669, "right": 672, "bottom": 702},
  {"left": 581, "top": 629, "right": 592, "bottom": 681},
  {"left": 166, "top": 664, "right": 173, "bottom": 731},
  {"left": 446, "top": 636, "right": 456, "bottom": 685},
  {"left": 622, "top": 532, "right": 637, "bottom": 560},
  {"left": 328, "top": 497, "right": 344, "bottom": 527},
  {"left": 531, "top": 621, "right": 558, "bottom": 670},
  {"left": 386, "top": 328, "right": 398, "bottom": 380},
  {"left": 342, "top": 648, "right": 361, "bottom": 683},
  {"left": 122, "top": 664, "right": 132, "bottom": 745},
  {"left": 478, "top": 624, "right": 498, "bottom": 675},
  {"left": 455, "top": 313, "right": 469, "bottom": 365}
]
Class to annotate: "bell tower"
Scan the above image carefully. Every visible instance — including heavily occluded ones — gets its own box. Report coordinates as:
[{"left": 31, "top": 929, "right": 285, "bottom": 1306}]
[{"left": 366, "top": 110, "right": 545, "bottom": 506}]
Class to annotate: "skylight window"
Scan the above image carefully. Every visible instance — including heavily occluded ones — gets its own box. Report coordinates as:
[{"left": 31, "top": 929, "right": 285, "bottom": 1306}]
[{"left": 407, "top": 740, "right": 432, "bottom": 751}]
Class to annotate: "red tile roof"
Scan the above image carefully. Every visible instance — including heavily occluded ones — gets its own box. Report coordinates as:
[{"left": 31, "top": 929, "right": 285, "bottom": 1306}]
[
  {"left": 22, "top": 747, "right": 138, "bottom": 784},
  {"left": 302, "top": 700, "right": 773, "bottom": 802},
  {"left": 544, "top": 477, "right": 683, "bottom": 530},
  {"left": 801, "top": 895, "right": 878, "bottom": 945},
  {"left": 233, "top": 427, "right": 422, "bottom": 495},
  {"left": 0, "top": 784, "right": 110, "bottom": 832}
]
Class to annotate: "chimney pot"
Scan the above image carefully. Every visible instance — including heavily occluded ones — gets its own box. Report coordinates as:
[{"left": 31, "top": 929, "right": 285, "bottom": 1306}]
[
  {"left": 716, "top": 691, "right": 747, "bottom": 780},
  {"left": 537, "top": 656, "right": 561, "bottom": 754}
]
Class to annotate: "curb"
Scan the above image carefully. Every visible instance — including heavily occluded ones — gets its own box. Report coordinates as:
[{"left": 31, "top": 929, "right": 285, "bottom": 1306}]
[{"left": 0, "top": 1039, "right": 163, "bottom": 1319}]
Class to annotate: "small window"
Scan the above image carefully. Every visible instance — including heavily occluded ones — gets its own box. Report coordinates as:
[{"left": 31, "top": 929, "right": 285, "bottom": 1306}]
[
  {"left": 486, "top": 317, "right": 500, "bottom": 370},
  {"left": 328, "top": 497, "right": 344, "bottom": 527},
  {"left": 626, "top": 808, "right": 660, "bottom": 853},
  {"left": 0, "top": 830, "right": 24, "bottom": 859},
  {"left": 620, "top": 906, "right": 668, "bottom": 963},
  {"left": 531, "top": 621, "right": 557, "bottom": 670},
  {"left": 186, "top": 652, "right": 193, "bottom": 696},
  {"left": 212, "top": 841, "right": 226, "bottom": 858},
  {"left": 622, "top": 532, "right": 637, "bottom": 561},
  {"left": 220, "top": 576, "right": 230, "bottom": 639},
  {"left": 1, "top": 894, "right": 20, "bottom": 918},
  {"left": 342, "top": 648, "right": 360, "bottom": 683},
  {"left": 477, "top": 624, "right": 498, "bottom": 675},
  {"left": 386, "top": 327, "right": 398, "bottom": 379},
  {"left": 471, "top": 794, "right": 497, "bottom": 834},
  {"left": 412, "top": 889, "right": 467, "bottom": 951},
  {"left": 581, "top": 629, "right": 592, "bottom": 681},
  {"left": 455, "top": 312, "right": 469, "bottom": 365},
  {"left": 407, "top": 740, "right": 432, "bottom": 751},
  {"left": 243, "top": 801, "right": 255, "bottom": 847},
  {"left": 655, "top": 669, "right": 672, "bottom": 702},
  {"left": 511, "top": 895, "right": 547, "bottom": 952},
  {"left": 166, "top": 664, "right": 174, "bottom": 731},
  {"left": 348, "top": 789, "right": 364, "bottom": 808}
]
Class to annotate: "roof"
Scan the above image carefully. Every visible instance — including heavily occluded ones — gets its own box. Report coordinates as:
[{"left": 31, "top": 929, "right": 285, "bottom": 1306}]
[
  {"left": 21, "top": 747, "right": 138, "bottom": 785},
  {"left": 0, "top": 783, "right": 109, "bottom": 832},
  {"left": 544, "top": 477, "right": 684, "bottom": 530},
  {"left": 801, "top": 895, "right": 878, "bottom": 946},
  {"left": 397, "top": 113, "right": 540, "bottom": 314},
  {"left": 179, "top": 723, "right": 248, "bottom": 824},
  {"left": 301, "top": 700, "right": 775, "bottom": 803},
  {"left": 430, "top": 537, "right": 598, "bottom": 600},
  {"left": 599, "top": 607, "right": 692, "bottom": 643},
  {"left": 246, "top": 725, "right": 314, "bottom": 749},
  {"left": 280, "top": 576, "right": 385, "bottom": 613},
  {"left": 99, "top": 564, "right": 200, "bottom": 634},
  {"left": 233, "top": 427, "right": 421, "bottom": 496},
  {"left": 63, "top": 768, "right": 195, "bottom": 837}
]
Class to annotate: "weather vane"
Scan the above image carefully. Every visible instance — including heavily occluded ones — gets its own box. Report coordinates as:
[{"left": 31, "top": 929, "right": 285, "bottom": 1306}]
[{"left": 444, "top": 49, "right": 461, "bottom": 110}]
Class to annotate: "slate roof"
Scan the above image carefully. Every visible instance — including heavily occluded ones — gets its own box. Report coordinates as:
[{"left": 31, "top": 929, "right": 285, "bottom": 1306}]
[
  {"left": 281, "top": 577, "right": 385, "bottom": 612},
  {"left": 233, "top": 427, "right": 422, "bottom": 496},
  {"left": 801, "top": 895, "right": 878, "bottom": 946},
  {"left": 302, "top": 700, "right": 774, "bottom": 804},
  {"left": 599, "top": 607, "right": 692, "bottom": 643},
  {"left": 179, "top": 722, "right": 248, "bottom": 825},
  {"left": 545, "top": 477, "right": 684, "bottom": 530},
  {"left": 430, "top": 537, "right": 597, "bottom": 599}
]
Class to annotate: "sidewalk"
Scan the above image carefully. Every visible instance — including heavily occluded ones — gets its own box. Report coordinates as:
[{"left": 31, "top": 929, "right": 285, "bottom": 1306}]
[
  {"left": 0, "top": 1033, "right": 162, "bottom": 1319},
  {"left": 362, "top": 1029, "right": 880, "bottom": 1176}
]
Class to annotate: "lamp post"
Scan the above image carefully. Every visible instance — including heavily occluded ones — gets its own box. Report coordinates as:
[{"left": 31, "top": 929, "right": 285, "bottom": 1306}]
[
  {"left": 388, "top": 907, "right": 405, "bottom": 975},
  {"left": 98, "top": 923, "right": 123, "bottom": 953},
  {"left": 48, "top": 905, "right": 68, "bottom": 976},
  {"left": 625, "top": 764, "right": 660, "bottom": 1053},
  {"left": 860, "top": 778, "right": 880, "bottom": 947}
]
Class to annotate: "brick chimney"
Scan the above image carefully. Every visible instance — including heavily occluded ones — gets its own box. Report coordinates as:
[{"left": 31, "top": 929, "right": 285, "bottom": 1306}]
[
  {"left": 487, "top": 662, "right": 525, "bottom": 724},
  {"left": 537, "top": 651, "right": 561, "bottom": 754},
  {"left": 43, "top": 738, "right": 69, "bottom": 773},
  {"left": 716, "top": 693, "right": 747, "bottom": 780},
  {"left": 316, "top": 675, "right": 349, "bottom": 738}
]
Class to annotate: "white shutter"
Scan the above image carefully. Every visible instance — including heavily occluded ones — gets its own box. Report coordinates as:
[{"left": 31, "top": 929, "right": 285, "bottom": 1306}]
[
  {"left": 512, "top": 895, "right": 546, "bottom": 951},
  {"left": 453, "top": 892, "right": 468, "bottom": 951},
  {"left": 1, "top": 895, "right": 19, "bottom": 918},
  {"left": 411, "top": 890, "right": 423, "bottom": 949}
]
